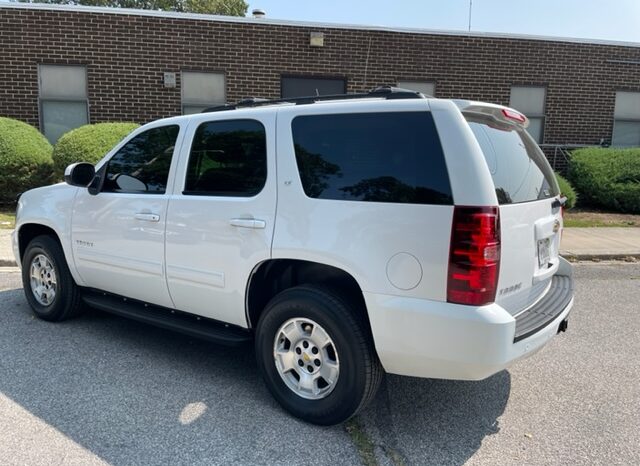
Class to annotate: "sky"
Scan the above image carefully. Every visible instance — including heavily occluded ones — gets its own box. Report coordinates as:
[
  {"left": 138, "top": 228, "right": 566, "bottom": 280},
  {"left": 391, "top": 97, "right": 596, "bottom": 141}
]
[{"left": 247, "top": 0, "right": 640, "bottom": 43}]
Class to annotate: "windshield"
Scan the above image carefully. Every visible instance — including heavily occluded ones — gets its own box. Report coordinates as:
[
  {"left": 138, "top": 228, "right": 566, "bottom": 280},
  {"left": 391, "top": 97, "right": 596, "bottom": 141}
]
[{"left": 466, "top": 114, "right": 559, "bottom": 204}]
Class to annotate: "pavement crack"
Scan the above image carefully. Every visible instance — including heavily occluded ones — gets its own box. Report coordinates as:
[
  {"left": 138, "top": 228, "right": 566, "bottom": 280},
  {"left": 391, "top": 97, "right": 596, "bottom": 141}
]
[
  {"left": 381, "top": 444, "right": 407, "bottom": 466},
  {"left": 345, "top": 417, "right": 378, "bottom": 466},
  {"left": 346, "top": 378, "right": 411, "bottom": 466}
]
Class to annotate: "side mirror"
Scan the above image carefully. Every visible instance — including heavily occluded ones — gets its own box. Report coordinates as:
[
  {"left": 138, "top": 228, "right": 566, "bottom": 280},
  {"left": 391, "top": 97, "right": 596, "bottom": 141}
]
[{"left": 64, "top": 163, "right": 96, "bottom": 187}]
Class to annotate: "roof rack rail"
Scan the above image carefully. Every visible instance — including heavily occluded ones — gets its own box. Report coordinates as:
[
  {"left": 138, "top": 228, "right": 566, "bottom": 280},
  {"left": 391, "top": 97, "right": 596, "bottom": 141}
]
[{"left": 201, "top": 86, "right": 427, "bottom": 113}]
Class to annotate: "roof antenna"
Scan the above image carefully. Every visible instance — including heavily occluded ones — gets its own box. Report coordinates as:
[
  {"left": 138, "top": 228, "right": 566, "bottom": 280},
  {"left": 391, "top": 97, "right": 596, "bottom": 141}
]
[{"left": 363, "top": 36, "right": 373, "bottom": 90}]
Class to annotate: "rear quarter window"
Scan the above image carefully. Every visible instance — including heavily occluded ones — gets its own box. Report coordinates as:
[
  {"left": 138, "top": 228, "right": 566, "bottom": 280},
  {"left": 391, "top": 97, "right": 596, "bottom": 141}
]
[
  {"left": 467, "top": 117, "right": 559, "bottom": 204},
  {"left": 291, "top": 111, "right": 452, "bottom": 205}
]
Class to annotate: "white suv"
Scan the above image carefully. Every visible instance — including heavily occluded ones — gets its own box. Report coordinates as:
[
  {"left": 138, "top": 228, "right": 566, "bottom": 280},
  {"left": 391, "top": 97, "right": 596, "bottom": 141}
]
[{"left": 13, "top": 87, "right": 574, "bottom": 425}]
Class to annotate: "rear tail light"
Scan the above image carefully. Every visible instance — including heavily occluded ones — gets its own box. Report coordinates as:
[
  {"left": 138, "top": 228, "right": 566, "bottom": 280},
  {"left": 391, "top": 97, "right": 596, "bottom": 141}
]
[{"left": 447, "top": 206, "right": 501, "bottom": 306}]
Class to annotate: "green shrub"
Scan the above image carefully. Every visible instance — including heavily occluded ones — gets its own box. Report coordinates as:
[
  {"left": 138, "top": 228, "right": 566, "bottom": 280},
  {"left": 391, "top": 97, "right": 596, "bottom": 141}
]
[
  {"left": 554, "top": 172, "right": 577, "bottom": 209},
  {"left": 568, "top": 147, "right": 640, "bottom": 214},
  {"left": 52, "top": 122, "right": 139, "bottom": 177},
  {"left": 0, "top": 117, "right": 54, "bottom": 204}
]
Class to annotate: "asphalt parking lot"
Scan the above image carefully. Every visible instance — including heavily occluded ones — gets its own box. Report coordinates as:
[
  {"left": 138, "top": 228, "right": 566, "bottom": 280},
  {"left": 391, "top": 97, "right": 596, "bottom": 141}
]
[{"left": 0, "top": 263, "right": 638, "bottom": 465}]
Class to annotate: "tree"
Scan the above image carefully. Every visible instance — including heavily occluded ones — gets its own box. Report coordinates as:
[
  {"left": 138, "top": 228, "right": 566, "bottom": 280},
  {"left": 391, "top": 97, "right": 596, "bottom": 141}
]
[
  {"left": 183, "top": 0, "right": 247, "bottom": 15},
  {"left": 18, "top": 0, "right": 248, "bottom": 16},
  {"left": 293, "top": 144, "right": 342, "bottom": 198},
  {"left": 341, "top": 176, "right": 452, "bottom": 204}
]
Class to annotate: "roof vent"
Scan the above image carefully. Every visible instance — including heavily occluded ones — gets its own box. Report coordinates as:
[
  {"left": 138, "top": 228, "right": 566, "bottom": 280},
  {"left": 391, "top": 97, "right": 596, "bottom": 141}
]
[{"left": 252, "top": 9, "right": 266, "bottom": 19}]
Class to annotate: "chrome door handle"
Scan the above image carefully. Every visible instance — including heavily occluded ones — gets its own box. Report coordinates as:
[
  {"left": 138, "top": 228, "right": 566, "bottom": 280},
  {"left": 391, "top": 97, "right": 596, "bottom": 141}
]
[
  {"left": 229, "top": 218, "right": 266, "bottom": 229},
  {"left": 134, "top": 213, "right": 160, "bottom": 222}
]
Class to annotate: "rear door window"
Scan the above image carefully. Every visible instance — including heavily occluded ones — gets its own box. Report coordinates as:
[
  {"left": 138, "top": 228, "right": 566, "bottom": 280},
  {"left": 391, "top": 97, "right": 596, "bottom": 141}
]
[
  {"left": 467, "top": 117, "right": 558, "bottom": 204},
  {"left": 184, "top": 119, "right": 267, "bottom": 197},
  {"left": 291, "top": 112, "right": 452, "bottom": 205}
]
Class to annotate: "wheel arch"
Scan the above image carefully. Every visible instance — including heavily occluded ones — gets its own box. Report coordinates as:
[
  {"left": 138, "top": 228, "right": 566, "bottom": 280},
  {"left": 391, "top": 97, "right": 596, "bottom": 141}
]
[
  {"left": 17, "top": 222, "right": 84, "bottom": 286},
  {"left": 18, "top": 223, "right": 62, "bottom": 260},
  {"left": 246, "top": 259, "right": 372, "bottom": 334}
]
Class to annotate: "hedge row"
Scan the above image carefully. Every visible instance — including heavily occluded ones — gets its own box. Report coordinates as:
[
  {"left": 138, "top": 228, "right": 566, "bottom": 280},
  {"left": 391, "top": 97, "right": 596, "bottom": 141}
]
[
  {"left": 52, "top": 122, "right": 139, "bottom": 177},
  {"left": 0, "top": 117, "right": 54, "bottom": 204},
  {"left": 568, "top": 147, "right": 640, "bottom": 214},
  {"left": 0, "top": 119, "right": 138, "bottom": 204},
  {"left": 554, "top": 172, "right": 577, "bottom": 210}
]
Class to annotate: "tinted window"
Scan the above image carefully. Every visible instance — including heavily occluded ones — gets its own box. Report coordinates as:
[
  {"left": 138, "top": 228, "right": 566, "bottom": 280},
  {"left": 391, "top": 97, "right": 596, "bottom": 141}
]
[
  {"left": 102, "top": 125, "right": 179, "bottom": 194},
  {"left": 184, "top": 119, "right": 266, "bottom": 197},
  {"left": 467, "top": 117, "right": 558, "bottom": 204},
  {"left": 291, "top": 112, "right": 452, "bottom": 205}
]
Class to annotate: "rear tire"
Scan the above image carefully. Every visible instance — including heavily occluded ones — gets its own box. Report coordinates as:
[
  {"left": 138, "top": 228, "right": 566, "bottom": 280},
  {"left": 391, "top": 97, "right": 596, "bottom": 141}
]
[
  {"left": 255, "top": 285, "right": 382, "bottom": 425},
  {"left": 22, "top": 235, "right": 84, "bottom": 322}
]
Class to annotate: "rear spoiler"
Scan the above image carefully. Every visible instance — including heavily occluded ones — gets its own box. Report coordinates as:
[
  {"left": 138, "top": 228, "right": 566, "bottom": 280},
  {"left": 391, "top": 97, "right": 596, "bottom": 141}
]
[{"left": 453, "top": 100, "right": 529, "bottom": 129}]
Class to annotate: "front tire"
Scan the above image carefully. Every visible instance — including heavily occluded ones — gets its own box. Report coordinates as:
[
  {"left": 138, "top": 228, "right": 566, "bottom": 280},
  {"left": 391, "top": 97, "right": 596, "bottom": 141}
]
[
  {"left": 22, "top": 235, "right": 84, "bottom": 322},
  {"left": 255, "top": 285, "right": 382, "bottom": 425}
]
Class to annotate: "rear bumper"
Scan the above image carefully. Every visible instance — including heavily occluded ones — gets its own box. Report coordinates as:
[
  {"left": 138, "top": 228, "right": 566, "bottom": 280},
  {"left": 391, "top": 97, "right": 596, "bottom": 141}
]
[
  {"left": 514, "top": 274, "right": 573, "bottom": 342},
  {"left": 365, "top": 265, "right": 574, "bottom": 381}
]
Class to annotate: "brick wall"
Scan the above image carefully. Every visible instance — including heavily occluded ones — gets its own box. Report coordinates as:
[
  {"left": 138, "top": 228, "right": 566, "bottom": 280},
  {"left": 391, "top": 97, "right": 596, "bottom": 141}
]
[{"left": 1, "top": 4, "right": 640, "bottom": 171}]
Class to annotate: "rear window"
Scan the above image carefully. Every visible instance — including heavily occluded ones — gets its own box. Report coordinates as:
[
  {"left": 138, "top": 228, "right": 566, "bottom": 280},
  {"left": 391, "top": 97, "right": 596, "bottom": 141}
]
[
  {"left": 291, "top": 112, "right": 453, "bottom": 205},
  {"left": 467, "top": 117, "right": 558, "bottom": 204}
]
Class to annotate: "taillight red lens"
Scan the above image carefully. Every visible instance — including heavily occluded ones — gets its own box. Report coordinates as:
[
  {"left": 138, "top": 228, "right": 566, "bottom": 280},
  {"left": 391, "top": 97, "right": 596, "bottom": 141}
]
[
  {"left": 501, "top": 108, "right": 526, "bottom": 123},
  {"left": 447, "top": 206, "right": 501, "bottom": 306}
]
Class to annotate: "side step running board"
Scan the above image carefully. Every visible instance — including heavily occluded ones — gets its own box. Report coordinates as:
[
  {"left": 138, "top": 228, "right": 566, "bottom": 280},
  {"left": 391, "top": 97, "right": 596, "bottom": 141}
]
[{"left": 82, "top": 290, "right": 252, "bottom": 347}]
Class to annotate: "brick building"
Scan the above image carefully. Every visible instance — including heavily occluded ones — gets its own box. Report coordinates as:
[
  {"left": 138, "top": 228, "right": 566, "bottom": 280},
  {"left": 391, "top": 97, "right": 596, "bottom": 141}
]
[{"left": 1, "top": 3, "right": 640, "bottom": 170}]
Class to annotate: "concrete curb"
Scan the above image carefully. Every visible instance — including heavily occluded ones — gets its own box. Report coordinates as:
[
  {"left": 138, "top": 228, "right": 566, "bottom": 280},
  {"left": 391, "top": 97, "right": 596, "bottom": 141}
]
[
  {"left": 0, "top": 229, "right": 14, "bottom": 267},
  {"left": 561, "top": 253, "right": 640, "bottom": 262}
]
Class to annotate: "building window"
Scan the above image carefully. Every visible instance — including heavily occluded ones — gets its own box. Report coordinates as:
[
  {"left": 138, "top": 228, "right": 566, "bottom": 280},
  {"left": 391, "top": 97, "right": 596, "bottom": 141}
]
[
  {"left": 182, "top": 72, "right": 226, "bottom": 114},
  {"left": 281, "top": 76, "right": 346, "bottom": 98},
  {"left": 509, "top": 86, "right": 546, "bottom": 143},
  {"left": 397, "top": 81, "right": 435, "bottom": 96},
  {"left": 38, "top": 65, "right": 89, "bottom": 143},
  {"left": 612, "top": 91, "right": 640, "bottom": 147}
]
